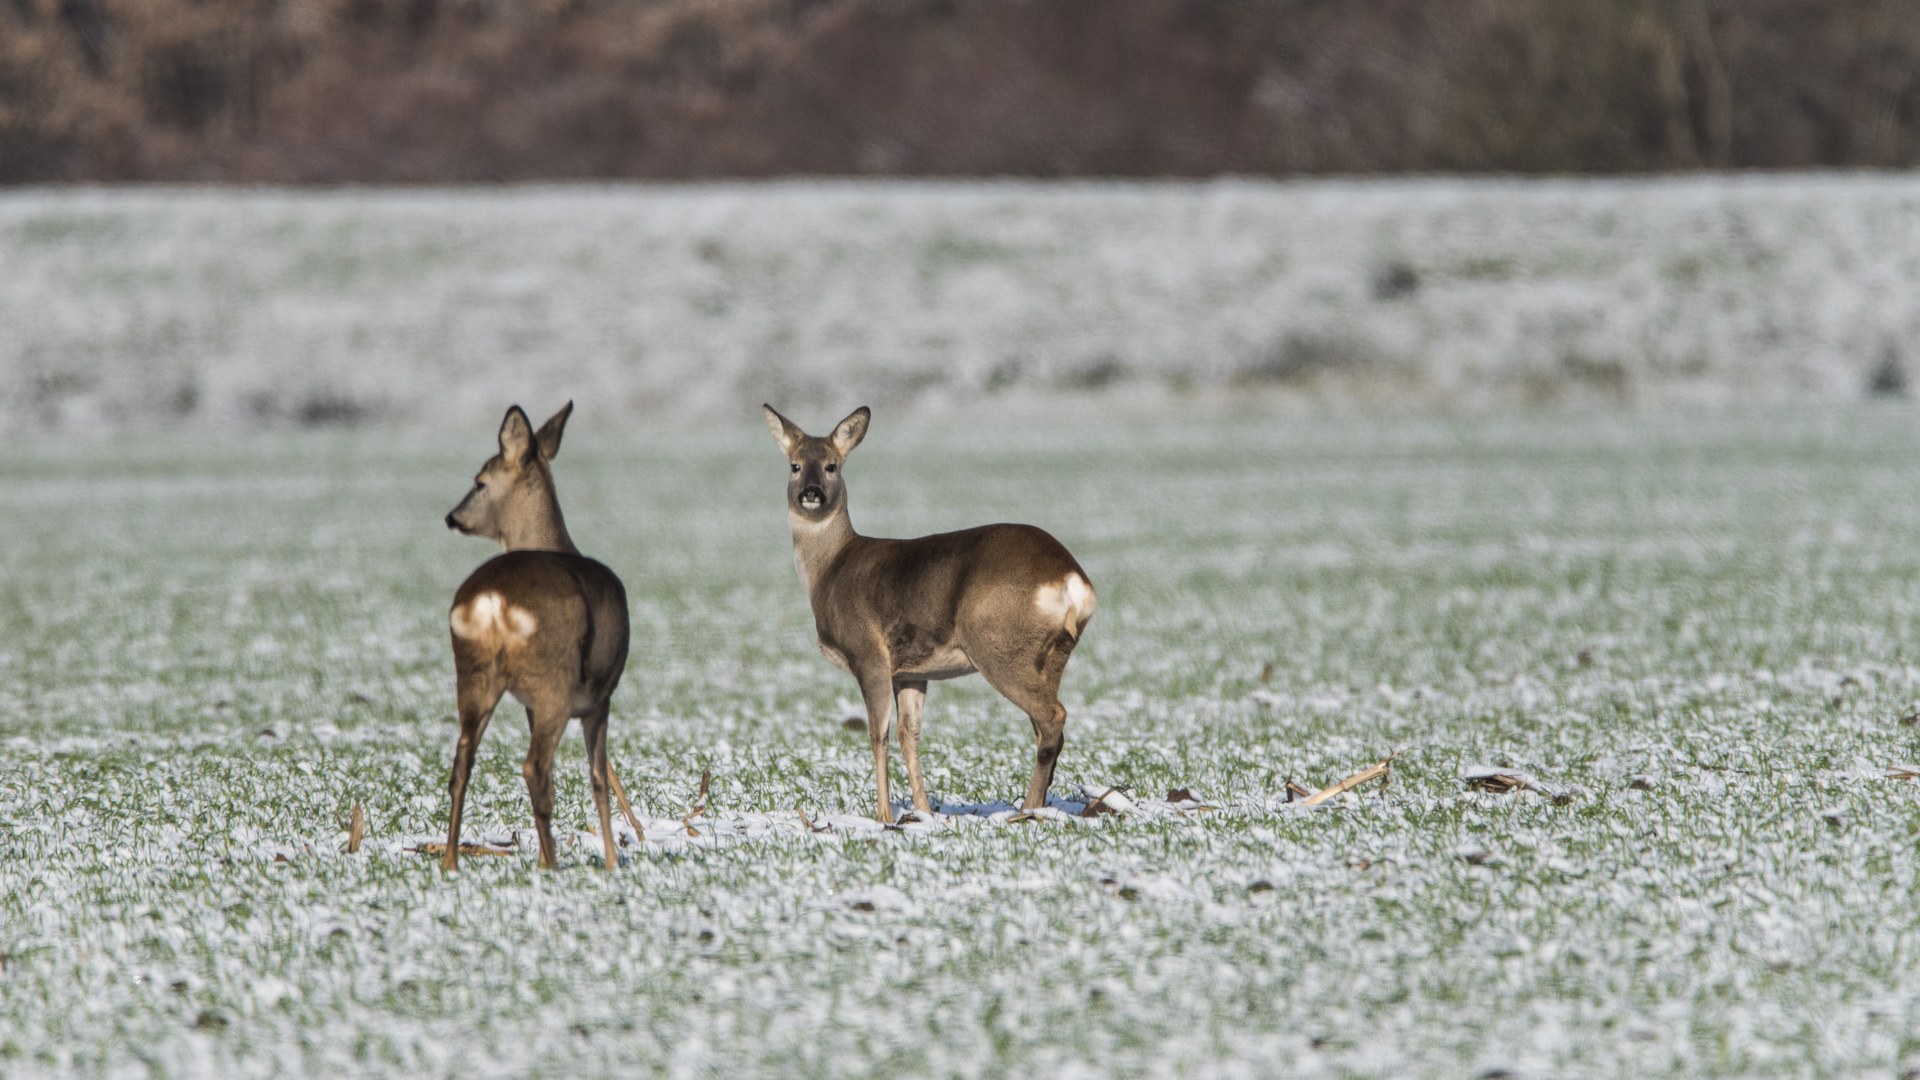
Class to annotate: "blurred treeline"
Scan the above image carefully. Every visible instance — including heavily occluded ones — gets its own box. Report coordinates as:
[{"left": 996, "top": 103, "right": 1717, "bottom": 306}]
[{"left": 3, "top": 0, "right": 1918, "bottom": 182}]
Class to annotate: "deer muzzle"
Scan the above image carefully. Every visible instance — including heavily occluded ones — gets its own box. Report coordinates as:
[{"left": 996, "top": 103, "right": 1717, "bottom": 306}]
[{"left": 798, "top": 485, "right": 825, "bottom": 511}]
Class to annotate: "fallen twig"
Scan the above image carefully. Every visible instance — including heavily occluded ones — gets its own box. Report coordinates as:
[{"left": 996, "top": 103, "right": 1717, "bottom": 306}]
[
  {"left": 607, "top": 765, "right": 646, "bottom": 844},
  {"left": 797, "top": 809, "right": 831, "bottom": 833},
  {"left": 1076, "top": 784, "right": 1136, "bottom": 816},
  {"left": 683, "top": 769, "right": 711, "bottom": 837},
  {"left": 346, "top": 803, "right": 363, "bottom": 855},
  {"left": 1888, "top": 763, "right": 1920, "bottom": 781},
  {"left": 1080, "top": 786, "right": 1127, "bottom": 817},
  {"left": 1302, "top": 752, "right": 1398, "bottom": 806},
  {"left": 1283, "top": 780, "right": 1314, "bottom": 802}
]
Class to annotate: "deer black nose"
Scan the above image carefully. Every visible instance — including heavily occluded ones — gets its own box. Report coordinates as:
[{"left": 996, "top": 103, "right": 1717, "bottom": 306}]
[
  {"left": 799, "top": 485, "right": 825, "bottom": 509},
  {"left": 444, "top": 512, "right": 459, "bottom": 531}
]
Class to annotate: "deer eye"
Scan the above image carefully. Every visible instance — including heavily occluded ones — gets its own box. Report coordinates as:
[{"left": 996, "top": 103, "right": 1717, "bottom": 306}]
[
  {"left": 825, "top": 463, "right": 837, "bottom": 473},
  {"left": 790, "top": 463, "right": 800, "bottom": 473}
]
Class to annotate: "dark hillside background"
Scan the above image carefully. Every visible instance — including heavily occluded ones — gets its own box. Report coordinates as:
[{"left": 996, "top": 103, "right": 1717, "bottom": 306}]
[{"left": 3, "top": 0, "right": 1920, "bottom": 182}]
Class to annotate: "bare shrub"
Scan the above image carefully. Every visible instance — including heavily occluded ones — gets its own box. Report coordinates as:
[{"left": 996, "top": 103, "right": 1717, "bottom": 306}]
[
  {"left": 3, "top": 0, "right": 1919, "bottom": 181},
  {"left": 1235, "top": 333, "right": 1372, "bottom": 387}
]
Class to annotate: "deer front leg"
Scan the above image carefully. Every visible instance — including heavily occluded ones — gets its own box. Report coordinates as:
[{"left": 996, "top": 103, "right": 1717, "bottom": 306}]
[
  {"left": 444, "top": 676, "right": 502, "bottom": 872},
  {"left": 522, "top": 699, "right": 570, "bottom": 869},
  {"left": 581, "top": 703, "right": 618, "bottom": 871},
  {"left": 895, "top": 681, "right": 933, "bottom": 816},
  {"left": 855, "top": 667, "right": 899, "bottom": 824}
]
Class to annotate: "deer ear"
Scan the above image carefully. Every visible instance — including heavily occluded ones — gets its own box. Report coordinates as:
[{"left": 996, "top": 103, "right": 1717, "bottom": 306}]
[
  {"left": 498, "top": 405, "right": 535, "bottom": 464},
  {"left": 763, "top": 404, "right": 802, "bottom": 456},
  {"left": 534, "top": 401, "right": 572, "bottom": 463},
  {"left": 831, "top": 406, "right": 870, "bottom": 455}
]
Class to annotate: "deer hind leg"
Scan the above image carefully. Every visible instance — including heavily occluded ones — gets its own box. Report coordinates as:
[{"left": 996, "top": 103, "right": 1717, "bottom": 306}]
[
  {"left": 520, "top": 692, "right": 572, "bottom": 869},
  {"left": 856, "top": 667, "right": 899, "bottom": 824},
  {"left": 979, "top": 630, "right": 1078, "bottom": 811},
  {"left": 581, "top": 703, "right": 618, "bottom": 871},
  {"left": 444, "top": 669, "right": 505, "bottom": 872},
  {"left": 1018, "top": 697, "right": 1068, "bottom": 811},
  {"left": 895, "top": 681, "right": 933, "bottom": 816}
]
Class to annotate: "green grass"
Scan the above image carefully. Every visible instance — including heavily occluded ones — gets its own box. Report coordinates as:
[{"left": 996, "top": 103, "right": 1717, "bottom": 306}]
[{"left": 2, "top": 408, "right": 1919, "bottom": 1078}]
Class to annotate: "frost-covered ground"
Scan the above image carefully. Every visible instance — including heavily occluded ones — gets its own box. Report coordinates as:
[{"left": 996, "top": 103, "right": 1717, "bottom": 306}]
[
  {"left": 3, "top": 408, "right": 1919, "bottom": 1078},
  {"left": 6, "top": 175, "right": 1920, "bottom": 433}
]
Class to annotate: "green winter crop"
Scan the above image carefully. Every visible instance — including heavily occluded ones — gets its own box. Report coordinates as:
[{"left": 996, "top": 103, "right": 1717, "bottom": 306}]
[{"left": 1, "top": 409, "right": 1918, "bottom": 1078}]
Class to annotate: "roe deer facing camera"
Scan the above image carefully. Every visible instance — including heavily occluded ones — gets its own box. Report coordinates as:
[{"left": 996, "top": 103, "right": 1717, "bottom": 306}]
[
  {"left": 443, "top": 402, "right": 641, "bottom": 871},
  {"left": 763, "top": 405, "right": 1096, "bottom": 823}
]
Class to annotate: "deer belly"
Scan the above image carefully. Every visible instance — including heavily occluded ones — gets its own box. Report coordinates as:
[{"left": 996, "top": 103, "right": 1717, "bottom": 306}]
[{"left": 896, "top": 646, "right": 977, "bottom": 682}]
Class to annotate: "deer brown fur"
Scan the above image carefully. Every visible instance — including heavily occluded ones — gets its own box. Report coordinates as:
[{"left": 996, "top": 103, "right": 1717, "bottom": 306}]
[
  {"left": 442, "top": 402, "right": 642, "bottom": 870},
  {"left": 764, "top": 405, "right": 1097, "bottom": 823}
]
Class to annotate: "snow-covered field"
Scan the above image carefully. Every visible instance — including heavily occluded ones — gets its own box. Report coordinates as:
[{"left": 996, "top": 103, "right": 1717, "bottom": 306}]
[
  {"left": 6, "top": 175, "right": 1920, "bottom": 433},
  {"left": 3, "top": 407, "right": 1919, "bottom": 1078}
]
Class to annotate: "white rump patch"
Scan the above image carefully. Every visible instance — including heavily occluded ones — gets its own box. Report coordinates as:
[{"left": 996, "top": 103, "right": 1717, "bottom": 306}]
[
  {"left": 450, "top": 592, "right": 538, "bottom": 647},
  {"left": 1035, "top": 572, "right": 1098, "bottom": 638}
]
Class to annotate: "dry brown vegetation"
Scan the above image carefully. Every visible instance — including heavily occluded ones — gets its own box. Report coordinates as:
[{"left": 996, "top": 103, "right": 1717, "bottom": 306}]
[{"left": 3, "top": 0, "right": 1919, "bottom": 182}]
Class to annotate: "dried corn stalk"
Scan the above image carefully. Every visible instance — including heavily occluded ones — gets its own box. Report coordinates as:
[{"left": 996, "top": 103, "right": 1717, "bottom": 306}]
[{"left": 1302, "top": 752, "right": 1397, "bottom": 806}]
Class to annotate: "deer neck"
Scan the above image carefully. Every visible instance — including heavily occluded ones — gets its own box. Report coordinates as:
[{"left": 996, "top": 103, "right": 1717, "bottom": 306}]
[
  {"left": 790, "top": 503, "right": 856, "bottom": 597},
  {"left": 500, "top": 485, "right": 579, "bottom": 554}
]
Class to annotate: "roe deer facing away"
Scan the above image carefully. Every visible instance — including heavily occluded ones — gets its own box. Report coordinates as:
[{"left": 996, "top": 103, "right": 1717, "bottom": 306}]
[
  {"left": 443, "top": 402, "right": 643, "bottom": 871},
  {"left": 763, "top": 405, "right": 1097, "bottom": 823}
]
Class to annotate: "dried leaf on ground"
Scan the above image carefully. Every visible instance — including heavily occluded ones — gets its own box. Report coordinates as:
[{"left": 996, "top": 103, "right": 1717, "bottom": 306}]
[
  {"left": 1467, "top": 772, "right": 1527, "bottom": 795},
  {"left": 408, "top": 843, "right": 513, "bottom": 858},
  {"left": 1462, "top": 764, "right": 1577, "bottom": 804}
]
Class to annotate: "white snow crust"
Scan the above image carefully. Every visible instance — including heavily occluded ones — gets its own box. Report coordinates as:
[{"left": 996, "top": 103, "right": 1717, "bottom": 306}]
[{"left": 4, "top": 175, "right": 1920, "bottom": 433}]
